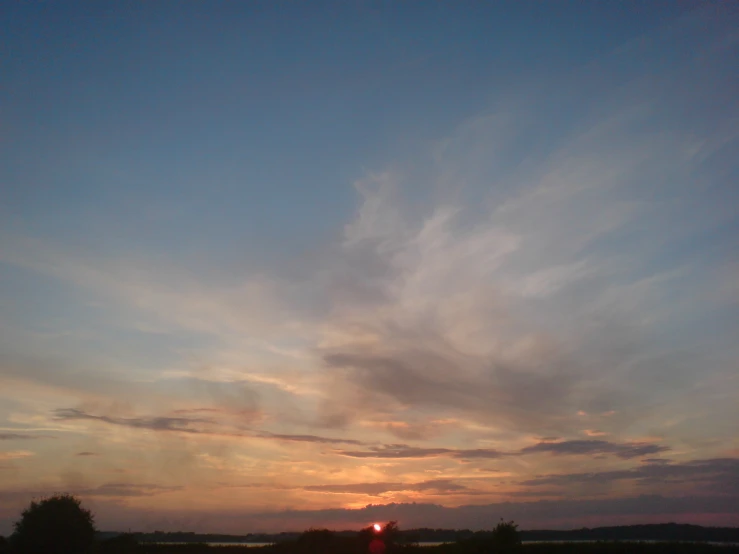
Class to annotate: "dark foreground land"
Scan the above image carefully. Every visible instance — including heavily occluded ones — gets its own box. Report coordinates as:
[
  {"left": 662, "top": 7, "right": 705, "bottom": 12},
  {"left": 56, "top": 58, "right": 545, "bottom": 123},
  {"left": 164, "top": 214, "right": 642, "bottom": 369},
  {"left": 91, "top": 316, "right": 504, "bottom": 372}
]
[
  {"left": 100, "top": 542, "right": 739, "bottom": 554},
  {"left": 4, "top": 523, "right": 739, "bottom": 554},
  {"left": 114, "top": 524, "right": 739, "bottom": 546}
]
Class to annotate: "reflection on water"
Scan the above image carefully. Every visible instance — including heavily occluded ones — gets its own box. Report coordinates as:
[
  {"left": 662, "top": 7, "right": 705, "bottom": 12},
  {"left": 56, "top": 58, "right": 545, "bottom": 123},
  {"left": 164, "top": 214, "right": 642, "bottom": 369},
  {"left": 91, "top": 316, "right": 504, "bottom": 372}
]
[{"left": 151, "top": 543, "right": 274, "bottom": 547}]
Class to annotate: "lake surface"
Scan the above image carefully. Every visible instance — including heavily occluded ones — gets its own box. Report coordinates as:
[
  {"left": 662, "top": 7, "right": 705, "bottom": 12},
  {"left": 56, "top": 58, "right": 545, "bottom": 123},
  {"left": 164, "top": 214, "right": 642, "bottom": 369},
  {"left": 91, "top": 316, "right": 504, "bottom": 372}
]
[
  {"left": 151, "top": 542, "right": 446, "bottom": 547},
  {"left": 151, "top": 543, "right": 273, "bottom": 547}
]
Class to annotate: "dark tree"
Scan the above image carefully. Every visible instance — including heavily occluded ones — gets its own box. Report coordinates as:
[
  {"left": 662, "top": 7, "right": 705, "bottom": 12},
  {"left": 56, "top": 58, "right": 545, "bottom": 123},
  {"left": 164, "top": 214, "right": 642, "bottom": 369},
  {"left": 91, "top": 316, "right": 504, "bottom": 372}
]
[
  {"left": 382, "top": 521, "right": 400, "bottom": 541},
  {"left": 297, "top": 528, "right": 335, "bottom": 551},
  {"left": 10, "top": 494, "right": 96, "bottom": 554},
  {"left": 492, "top": 518, "right": 521, "bottom": 550}
]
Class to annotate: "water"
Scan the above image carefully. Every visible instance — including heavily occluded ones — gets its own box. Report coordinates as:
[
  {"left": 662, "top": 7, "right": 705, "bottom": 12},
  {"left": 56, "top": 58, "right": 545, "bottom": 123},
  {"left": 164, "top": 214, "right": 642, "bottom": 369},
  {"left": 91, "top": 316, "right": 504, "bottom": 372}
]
[
  {"left": 151, "top": 542, "right": 446, "bottom": 547},
  {"left": 522, "top": 540, "right": 739, "bottom": 546},
  {"left": 151, "top": 543, "right": 274, "bottom": 547}
]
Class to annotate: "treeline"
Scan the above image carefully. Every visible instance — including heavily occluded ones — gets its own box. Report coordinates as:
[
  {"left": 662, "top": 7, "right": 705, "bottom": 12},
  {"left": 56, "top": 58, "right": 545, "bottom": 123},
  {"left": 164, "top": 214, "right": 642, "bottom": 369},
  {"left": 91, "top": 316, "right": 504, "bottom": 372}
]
[
  {"left": 3, "top": 494, "right": 739, "bottom": 554},
  {"left": 116, "top": 524, "right": 739, "bottom": 545},
  {"left": 519, "top": 524, "right": 739, "bottom": 543}
]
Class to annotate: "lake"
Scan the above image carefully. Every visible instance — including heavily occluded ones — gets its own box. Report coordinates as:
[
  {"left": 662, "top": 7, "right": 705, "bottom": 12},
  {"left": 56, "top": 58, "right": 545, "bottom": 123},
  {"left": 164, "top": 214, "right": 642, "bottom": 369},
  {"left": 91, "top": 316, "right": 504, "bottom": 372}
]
[{"left": 150, "top": 542, "right": 446, "bottom": 547}]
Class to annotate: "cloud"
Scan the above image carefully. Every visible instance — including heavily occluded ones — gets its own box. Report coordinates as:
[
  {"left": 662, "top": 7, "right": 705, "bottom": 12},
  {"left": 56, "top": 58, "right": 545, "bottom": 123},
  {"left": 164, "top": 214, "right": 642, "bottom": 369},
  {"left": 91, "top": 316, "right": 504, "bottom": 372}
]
[
  {"left": 257, "top": 432, "right": 366, "bottom": 446},
  {"left": 76, "top": 451, "right": 99, "bottom": 457},
  {"left": 93, "top": 494, "right": 738, "bottom": 533},
  {"left": 0, "top": 235, "right": 304, "bottom": 346},
  {"left": 304, "top": 479, "right": 471, "bottom": 497},
  {"left": 361, "top": 419, "right": 460, "bottom": 441},
  {"left": 0, "top": 483, "right": 181, "bottom": 502},
  {"left": 53, "top": 408, "right": 366, "bottom": 446},
  {"left": 337, "top": 443, "right": 503, "bottom": 460},
  {"left": 337, "top": 444, "right": 458, "bottom": 459},
  {"left": 310, "top": 8, "right": 739, "bottom": 451},
  {"left": 520, "top": 439, "right": 669, "bottom": 459},
  {"left": 0, "top": 451, "right": 34, "bottom": 461},
  {"left": 521, "top": 457, "right": 739, "bottom": 494},
  {"left": 322, "top": 348, "right": 579, "bottom": 434},
  {"left": 337, "top": 439, "right": 665, "bottom": 461},
  {"left": 86, "top": 483, "right": 183, "bottom": 497},
  {"left": 583, "top": 430, "right": 608, "bottom": 437},
  {"left": 0, "top": 433, "right": 39, "bottom": 440},
  {"left": 53, "top": 408, "right": 215, "bottom": 434},
  {"left": 171, "top": 408, "right": 224, "bottom": 414}
]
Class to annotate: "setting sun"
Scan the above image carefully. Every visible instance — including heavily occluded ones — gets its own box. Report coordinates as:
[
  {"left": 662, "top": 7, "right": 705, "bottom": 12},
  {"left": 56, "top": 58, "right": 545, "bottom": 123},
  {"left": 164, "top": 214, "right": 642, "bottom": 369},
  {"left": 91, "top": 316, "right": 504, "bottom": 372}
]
[{"left": 373, "top": 523, "right": 382, "bottom": 532}]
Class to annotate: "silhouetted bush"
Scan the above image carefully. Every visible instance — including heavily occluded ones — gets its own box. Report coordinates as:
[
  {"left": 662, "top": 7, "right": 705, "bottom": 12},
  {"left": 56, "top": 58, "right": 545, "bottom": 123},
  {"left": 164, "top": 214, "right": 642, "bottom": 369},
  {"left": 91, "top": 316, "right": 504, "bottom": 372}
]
[
  {"left": 296, "top": 528, "right": 335, "bottom": 552},
  {"left": 10, "top": 493, "right": 96, "bottom": 554},
  {"left": 492, "top": 518, "right": 522, "bottom": 550}
]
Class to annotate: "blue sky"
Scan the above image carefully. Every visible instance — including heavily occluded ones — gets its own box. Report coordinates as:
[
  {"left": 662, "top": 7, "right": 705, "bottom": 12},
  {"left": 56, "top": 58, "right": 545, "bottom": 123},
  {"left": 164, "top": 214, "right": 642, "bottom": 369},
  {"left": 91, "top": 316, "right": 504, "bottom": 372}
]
[{"left": 1, "top": 1, "right": 738, "bottom": 533}]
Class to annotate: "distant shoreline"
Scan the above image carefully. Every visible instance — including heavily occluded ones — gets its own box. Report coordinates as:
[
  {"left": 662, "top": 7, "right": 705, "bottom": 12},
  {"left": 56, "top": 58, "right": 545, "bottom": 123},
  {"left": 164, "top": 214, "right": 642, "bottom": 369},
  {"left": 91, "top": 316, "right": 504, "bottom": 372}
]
[{"left": 99, "top": 523, "right": 739, "bottom": 545}]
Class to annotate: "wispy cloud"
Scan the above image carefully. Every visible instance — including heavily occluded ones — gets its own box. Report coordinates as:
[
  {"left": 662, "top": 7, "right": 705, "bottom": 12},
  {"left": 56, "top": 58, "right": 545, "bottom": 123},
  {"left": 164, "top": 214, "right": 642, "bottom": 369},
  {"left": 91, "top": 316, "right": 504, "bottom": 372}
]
[
  {"left": 256, "top": 432, "right": 366, "bottom": 446},
  {"left": 0, "top": 433, "right": 40, "bottom": 440},
  {"left": 53, "top": 408, "right": 366, "bottom": 446},
  {"left": 337, "top": 444, "right": 471, "bottom": 459},
  {"left": 0, "top": 451, "right": 34, "bottom": 461},
  {"left": 521, "top": 457, "right": 739, "bottom": 495},
  {"left": 53, "top": 408, "right": 216, "bottom": 434},
  {"left": 86, "top": 483, "right": 183, "bottom": 497},
  {"left": 520, "top": 439, "right": 669, "bottom": 459},
  {"left": 337, "top": 439, "right": 667, "bottom": 461},
  {"left": 304, "top": 479, "right": 471, "bottom": 497}
]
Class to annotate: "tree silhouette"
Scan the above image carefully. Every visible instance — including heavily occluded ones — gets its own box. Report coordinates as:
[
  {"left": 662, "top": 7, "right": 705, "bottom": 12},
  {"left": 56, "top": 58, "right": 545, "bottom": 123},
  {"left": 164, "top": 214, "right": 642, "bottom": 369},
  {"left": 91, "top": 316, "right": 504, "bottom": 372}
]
[
  {"left": 297, "top": 528, "right": 335, "bottom": 552},
  {"left": 382, "top": 520, "right": 400, "bottom": 541},
  {"left": 491, "top": 518, "right": 521, "bottom": 550},
  {"left": 10, "top": 494, "right": 96, "bottom": 554}
]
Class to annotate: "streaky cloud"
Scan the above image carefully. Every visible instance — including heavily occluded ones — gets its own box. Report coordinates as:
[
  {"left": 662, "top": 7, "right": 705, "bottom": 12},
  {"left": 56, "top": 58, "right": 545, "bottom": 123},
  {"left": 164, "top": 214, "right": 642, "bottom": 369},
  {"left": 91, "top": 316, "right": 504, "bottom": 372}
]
[
  {"left": 520, "top": 439, "right": 670, "bottom": 459},
  {"left": 521, "top": 457, "right": 739, "bottom": 495},
  {"left": 53, "top": 408, "right": 215, "bottom": 434},
  {"left": 337, "top": 443, "right": 503, "bottom": 460},
  {"left": 0, "top": 433, "right": 43, "bottom": 440},
  {"left": 257, "top": 431, "right": 366, "bottom": 446},
  {"left": 337, "top": 439, "right": 667, "bottom": 460},
  {"left": 304, "top": 479, "right": 471, "bottom": 496},
  {"left": 53, "top": 408, "right": 367, "bottom": 446}
]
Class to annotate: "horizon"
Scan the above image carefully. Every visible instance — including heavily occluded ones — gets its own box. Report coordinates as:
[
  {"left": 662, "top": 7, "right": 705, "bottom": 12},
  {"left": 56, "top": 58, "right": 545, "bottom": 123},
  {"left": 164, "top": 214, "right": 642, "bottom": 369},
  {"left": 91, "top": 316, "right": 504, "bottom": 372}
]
[
  {"left": 96, "top": 520, "right": 738, "bottom": 536},
  {"left": 1, "top": 0, "right": 738, "bottom": 536}
]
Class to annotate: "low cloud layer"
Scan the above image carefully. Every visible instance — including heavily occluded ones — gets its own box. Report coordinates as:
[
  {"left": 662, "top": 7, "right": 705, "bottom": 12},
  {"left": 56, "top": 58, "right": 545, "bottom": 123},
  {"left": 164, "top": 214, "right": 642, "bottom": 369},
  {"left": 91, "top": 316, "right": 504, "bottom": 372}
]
[
  {"left": 304, "top": 479, "right": 471, "bottom": 497},
  {"left": 52, "top": 407, "right": 367, "bottom": 446},
  {"left": 54, "top": 409, "right": 216, "bottom": 434},
  {"left": 0, "top": 434, "right": 40, "bottom": 441},
  {"left": 520, "top": 440, "right": 669, "bottom": 459},
  {"left": 337, "top": 439, "right": 668, "bottom": 460},
  {"left": 522, "top": 458, "right": 739, "bottom": 495}
]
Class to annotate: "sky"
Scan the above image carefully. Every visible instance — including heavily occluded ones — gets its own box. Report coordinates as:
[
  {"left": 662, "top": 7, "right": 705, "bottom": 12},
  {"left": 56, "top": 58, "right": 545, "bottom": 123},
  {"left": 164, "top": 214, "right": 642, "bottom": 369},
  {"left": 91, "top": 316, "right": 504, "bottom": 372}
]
[{"left": 1, "top": 0, "right": 738, "bottom": 535}]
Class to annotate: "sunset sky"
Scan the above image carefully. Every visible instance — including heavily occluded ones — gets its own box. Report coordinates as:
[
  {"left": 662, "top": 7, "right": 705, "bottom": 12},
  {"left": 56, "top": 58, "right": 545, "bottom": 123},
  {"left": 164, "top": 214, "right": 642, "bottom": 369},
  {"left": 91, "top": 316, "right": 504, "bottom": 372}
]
[{"left": 1, "top": 1, "right": 738, "bottom": 534}]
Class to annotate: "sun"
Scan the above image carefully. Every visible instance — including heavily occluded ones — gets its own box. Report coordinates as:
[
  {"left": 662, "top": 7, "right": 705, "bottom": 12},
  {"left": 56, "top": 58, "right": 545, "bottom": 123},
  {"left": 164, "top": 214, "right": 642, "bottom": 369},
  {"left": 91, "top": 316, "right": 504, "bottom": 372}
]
[{"left": 373, "top": 523, "right": 382, "bottom": 532}]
